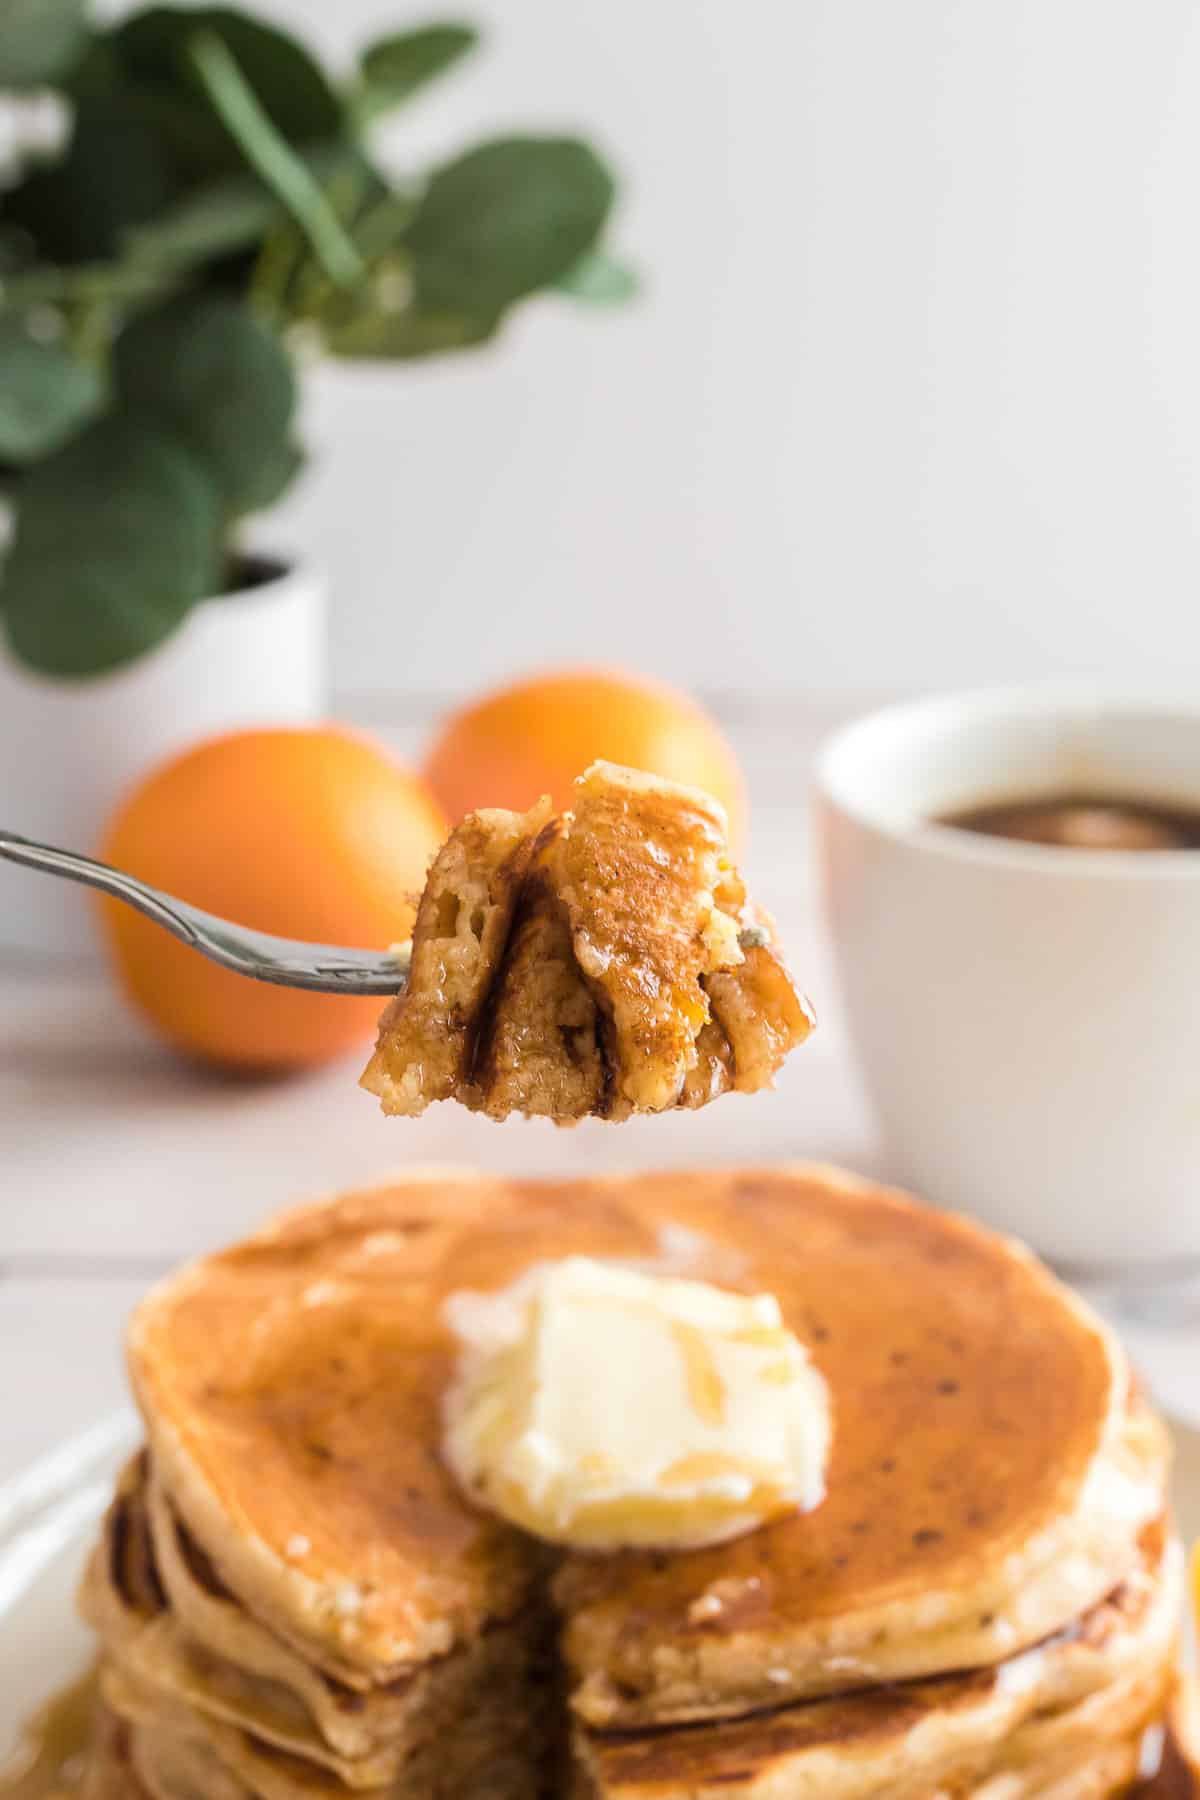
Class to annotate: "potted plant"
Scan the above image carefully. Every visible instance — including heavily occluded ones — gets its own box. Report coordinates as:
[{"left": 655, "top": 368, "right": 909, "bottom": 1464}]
[{"left": 0, "top": 0, "right": 631, "bottom": 951}]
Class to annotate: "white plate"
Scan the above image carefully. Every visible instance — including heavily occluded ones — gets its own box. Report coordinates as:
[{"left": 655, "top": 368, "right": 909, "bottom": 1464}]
[
  {"left": 2, "top": 1411, "right": 1198, "bottom": 1753},
  {"left": 0, "top": 1410, "right": 138, "bottom": 1747}
]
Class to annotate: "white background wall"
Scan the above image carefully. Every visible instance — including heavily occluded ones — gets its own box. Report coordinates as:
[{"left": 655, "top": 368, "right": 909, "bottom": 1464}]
[{"left": 255, "top": 0, "right": 1200, "bottom": 700}]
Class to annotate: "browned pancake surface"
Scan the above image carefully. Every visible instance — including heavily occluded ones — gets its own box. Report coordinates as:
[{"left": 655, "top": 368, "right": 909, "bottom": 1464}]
[
  {"left": 579, "top": 1521, "right": 1179, "bottom": 1796},
  {"left": 550, "top": 765, "right": 740, "bottom": 1111},
  {"left": 128, "top": 1167, "right": 1124, "bottom": 1695},
  {"left": 129, "top": 1178, "right": 543, "bottom": 1675},
  {"left": 550, "top": 1170, "right": 1133, "bottom": 1718}
]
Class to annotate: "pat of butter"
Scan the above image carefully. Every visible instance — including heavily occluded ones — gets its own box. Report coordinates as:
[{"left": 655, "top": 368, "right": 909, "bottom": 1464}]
[{"left": 442, "top": 1257, "right": 831, "bottom": 1551}]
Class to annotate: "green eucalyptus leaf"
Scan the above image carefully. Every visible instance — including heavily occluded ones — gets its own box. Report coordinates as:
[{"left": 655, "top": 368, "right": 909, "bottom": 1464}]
[
  {"left": 59, "top": 35, "right": 121, "bottom": 99},
  {"left": 124, "top": 170, "right": 280, "bottom": 266},
  {"left": 0, "top": 321, "right": 103, "bottom": 461},
  {"left": 0, "top": 260, "right": 181, "bottom": 308},
  {"left": 324, "top": 305, "right": 498, "bottom": 359},
  {"left": 114, "top": 295, "right": 298, "bottom": 515},
  {"left": 3, "top": 97, "right": 182, "bottom": 263},
  {"left": 0, "top": 221, "right": 38, "bottom": 277},
  {"left": 249, "top": 435, "right": 306, "bottom": 501},
  {"left": 405, "top": 136, "right": 615, "bottom": 315},
  {"left": 555, "top": 247, "right": 638, "bottom": 305},
  {"left": 2, "top": 417, "right": 221, "bottom": 677},
  {"left": 123, "top": 143, "right": 383, "bottom": 269},
  {"left": 114, "top": 80, "right": 236, "bottom": 180},
  {"left": 357, "top": 23, "right": 477, "bottom": 122},
  {"left": 0, "top": 0, "right": 88, "bottom": 88},
  {"left": 114, "top": 7, "right": 345, "bottom": 177}
]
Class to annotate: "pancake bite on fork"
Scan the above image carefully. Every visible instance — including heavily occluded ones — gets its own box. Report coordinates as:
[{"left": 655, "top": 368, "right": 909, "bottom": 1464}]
[{"left": 361, "top": 761, "right": 813, "bottom": 1123}]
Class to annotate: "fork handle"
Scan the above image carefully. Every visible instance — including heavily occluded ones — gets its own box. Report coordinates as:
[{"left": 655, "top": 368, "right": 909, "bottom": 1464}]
[
  {"left": 0, "top": 828, "right": 194, "bottom": 937},
  {"left": 0, "top": 828, "right": 409, "bottom": 994}
]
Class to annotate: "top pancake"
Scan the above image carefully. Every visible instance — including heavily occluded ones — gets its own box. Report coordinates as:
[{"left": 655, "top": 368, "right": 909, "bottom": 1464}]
[{"left": 126, "top": 1165, "right": 1166, "bottom": 1716}]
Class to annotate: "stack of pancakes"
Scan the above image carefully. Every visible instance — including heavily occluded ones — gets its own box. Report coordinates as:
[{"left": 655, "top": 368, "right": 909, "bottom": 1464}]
[{"left": 78, "top": 1166, "right": 1179, "bottom": 1798}]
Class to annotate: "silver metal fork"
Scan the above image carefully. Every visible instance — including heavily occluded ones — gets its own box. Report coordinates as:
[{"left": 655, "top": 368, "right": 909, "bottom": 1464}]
[
  {"left": 0, "top": 829, "right": 412, "bottom": 994},
  {"left": 1, "top": 827, "right": 772, "bottom": 996}
]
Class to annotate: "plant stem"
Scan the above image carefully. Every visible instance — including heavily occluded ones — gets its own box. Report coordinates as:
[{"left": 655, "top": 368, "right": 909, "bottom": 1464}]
[
  {"left": 249, "top": 221, "right": 306, "bottom": 326},
  {"left": 0, "top": 264, "right": 180, "bottom": 306},
  {"left": 68, "top": 298, "right": 115, "bottom": 363},
  {"left": 186, "top": 30, "right": 364, "bottom": 290}
]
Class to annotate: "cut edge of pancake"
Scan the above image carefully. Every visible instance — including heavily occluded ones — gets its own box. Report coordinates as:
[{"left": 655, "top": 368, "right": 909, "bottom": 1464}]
[
  {"left": 84, "top": 1453, "right": 556, "bottom": 1800},
  {"left": 574, "top": 1531, "right": 1182, "bottom": 1798},
  {"left": 360, "top": 800, "right": 551, "bottom": 1117},
  {"left": 81, "top": 1454, "right": 1183, "bottom": 1800}
]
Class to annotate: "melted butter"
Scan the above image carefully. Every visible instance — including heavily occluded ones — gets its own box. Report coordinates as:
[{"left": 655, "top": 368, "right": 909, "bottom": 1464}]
[
  {"left": 0, "top": 1671, "right": 95, "bottom": 1800},
  {"left": 671, "top": 1320, "right": 727, "bottom": 1425},
  {"left": 443, "top": 1256, "right": 831, "bottom": 1550}
]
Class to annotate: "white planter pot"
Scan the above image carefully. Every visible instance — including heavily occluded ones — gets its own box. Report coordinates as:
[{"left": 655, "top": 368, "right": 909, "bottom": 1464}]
[{"left": 0, "top": 558, "right": 326, "bottom": 958}]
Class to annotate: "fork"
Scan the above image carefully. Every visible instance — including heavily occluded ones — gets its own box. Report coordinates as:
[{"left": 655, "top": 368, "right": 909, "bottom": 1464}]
[
  {"left": 0, "top": 828, "right": 413, "bottom": 994},
  {"left": 0, "top": 827, "right": 771, "bottom": 995}
]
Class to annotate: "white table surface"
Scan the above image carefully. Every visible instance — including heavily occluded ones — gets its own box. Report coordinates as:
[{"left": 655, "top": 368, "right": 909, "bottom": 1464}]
[{"left": 1, "top": 697, "right": 1196, "bottom": 1485}]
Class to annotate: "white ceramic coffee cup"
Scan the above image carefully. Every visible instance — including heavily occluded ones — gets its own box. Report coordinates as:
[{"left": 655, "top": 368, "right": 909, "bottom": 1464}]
[{"left": 814, "top": 685, "right": 1200, "bottom": 1274}]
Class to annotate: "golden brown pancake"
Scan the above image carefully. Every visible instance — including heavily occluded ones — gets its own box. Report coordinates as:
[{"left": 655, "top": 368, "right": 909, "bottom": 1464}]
[
  {"left": 574, "top": 1527, "right": 1181, "bottom": 1798},
  {"left": 84, "top": 1481, "right": 548, "bottom": 1791},
  {"left": 143, "top": 1473, "right": 422, "bottom": 1761},
  {"left": 125, "top": 1713, "right": 248, "bottom": 1800},
  {"left": 102, "top": 1642, "right": 549, "bottom": 1800},
  {"left": 548, "top": 763, "right": 745, "bottom": 1112},
  {"left": 82, "top": 1455, "right": 552, "bottom": 1800},
  {"left": 562, "top": 1353, "right": 1167, "bottom": 1725},
  {"left": 465, "top": 825, "right": 608, "bottom": 1123},
  {"left": 125, "top": 1165, "right": 1166, "bottom": 1727},
  {"left": 703, "top": 872, "right": 814, "bottom": 1097},
  {"left": 99, "top": 1610, "right": 549, "bottom": 1800},
  {"left": 467, "top": 815, "right": 811, "bottom": 1122},
  {"left": 76, "top": 1164, "right": 1183, "bottom": 1800},
  {"left": 127, "top": 1172, "right": 543, "bottom": 1681},
  {"left": 79, "top": 1705, "right": 149, "bottom": 1800},
  {"left": 360, "top": 801, "right": 548, "bottom": 1117},
  {"left": 82, "top": 1456, "right": 430, "bottom": 1759},
  {"left": 361, "top": 765, "right": 812, "bottom": 1124},
  {"left": 77, "top": 1455, "right": 163, "bottom": 1663}
]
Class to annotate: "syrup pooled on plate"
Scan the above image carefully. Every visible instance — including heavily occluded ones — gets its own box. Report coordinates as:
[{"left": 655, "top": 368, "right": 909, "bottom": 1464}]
[
  {"left": 939, "top": 791, "right": 1200, "bottom": 852},
  {"left": 0, "top": 1671, "right": 95, "bottom": 1800}
]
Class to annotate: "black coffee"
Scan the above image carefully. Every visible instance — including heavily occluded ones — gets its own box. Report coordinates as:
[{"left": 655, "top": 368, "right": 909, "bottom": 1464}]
[{"left": 938, "top": 792, "right": 1200, "bottom": 852}]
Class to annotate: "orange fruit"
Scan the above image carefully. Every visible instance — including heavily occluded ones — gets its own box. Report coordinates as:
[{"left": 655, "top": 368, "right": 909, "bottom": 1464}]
[
  {"left": 98, "top": 726, "right": 447, "bottom": 1071},
  {"left": 424, "top": 667, "right": 746, "bottom": 845}
]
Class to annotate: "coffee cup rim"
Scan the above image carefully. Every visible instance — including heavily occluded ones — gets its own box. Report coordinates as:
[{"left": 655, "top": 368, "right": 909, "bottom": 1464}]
[{"left": 813, "top": 681, "right": 1200, "bottom": 879}]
